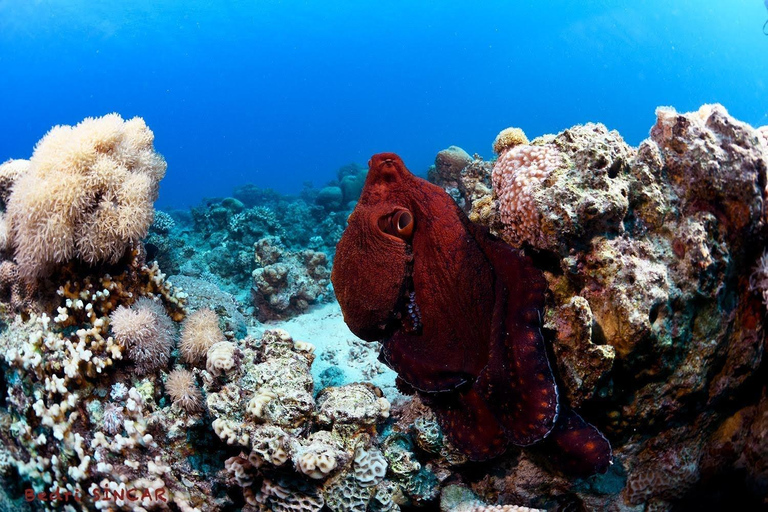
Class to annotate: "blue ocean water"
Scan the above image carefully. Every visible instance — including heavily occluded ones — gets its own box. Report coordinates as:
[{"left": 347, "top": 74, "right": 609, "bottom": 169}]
[{"left": 0, "top": 0, "right": 766, "bottom": 208}]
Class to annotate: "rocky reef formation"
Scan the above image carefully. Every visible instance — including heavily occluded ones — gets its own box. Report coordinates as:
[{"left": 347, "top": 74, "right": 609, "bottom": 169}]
[
  {"left": 429, "top": 104, "right": 767, "bottom": 510},
  {"left": 145, "top": 164, "right": 363, "bottom": 316},
  {"left": 208, "top": 328, "right": 433, "bottom": 511},
  {"left": 0, "top": 106, "right": 765, "bottom": 512}
]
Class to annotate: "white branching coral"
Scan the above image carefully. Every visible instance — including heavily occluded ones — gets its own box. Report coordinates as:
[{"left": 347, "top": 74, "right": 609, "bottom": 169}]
[
  {"left": 6, "top": 114, "right": 166, "bottom": 279},
  {"left": 491, "top": 144, "right": 563, "bottom": 246},
  {"left": 109, "top": 297, "right": 176, "bottom": 374}
]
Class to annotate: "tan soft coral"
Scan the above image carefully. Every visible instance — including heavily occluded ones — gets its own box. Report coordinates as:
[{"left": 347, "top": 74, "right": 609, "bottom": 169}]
[{"left": 6, "top": 114, "right": 166, "bottom": 279}]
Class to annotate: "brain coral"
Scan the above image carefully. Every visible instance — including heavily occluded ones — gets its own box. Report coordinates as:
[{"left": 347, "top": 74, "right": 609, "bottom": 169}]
[{"left": 6, "top": 113, "right": 166, "bottom": 279}]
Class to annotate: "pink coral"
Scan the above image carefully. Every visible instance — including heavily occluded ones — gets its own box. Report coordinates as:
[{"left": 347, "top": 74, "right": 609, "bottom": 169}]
[{"left": 491, "top": 144, "right": 562, "bottom": 246}]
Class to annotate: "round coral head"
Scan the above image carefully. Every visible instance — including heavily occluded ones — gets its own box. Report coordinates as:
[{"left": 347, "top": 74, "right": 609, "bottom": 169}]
[{"left": 493, "top": 127, "right": 529, "bottom": 154}]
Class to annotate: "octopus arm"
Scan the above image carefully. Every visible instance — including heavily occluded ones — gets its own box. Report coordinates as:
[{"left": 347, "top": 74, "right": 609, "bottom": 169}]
[
  {"left": 428, "top": 387, "right": 509, "bottom": 460},
  {"left": 472, "top": 227, "right": 560, "bottom": 446},
  {"left": 544, "top": 406, "right": 613, "bottom": 476}
]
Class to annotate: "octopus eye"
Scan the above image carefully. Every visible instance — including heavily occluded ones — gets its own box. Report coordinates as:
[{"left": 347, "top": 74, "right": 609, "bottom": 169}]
[{"left": 379, "top": 208, "right": 414, "bottom": 241}]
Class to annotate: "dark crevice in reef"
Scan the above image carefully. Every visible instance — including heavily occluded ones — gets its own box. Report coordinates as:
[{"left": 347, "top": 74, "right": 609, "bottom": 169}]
[
  {"left": 528, "top": 247, "right": 564, "bottom": 277},
  {"left": 674, "top": 468, "right": 765, "bottom": 511}
]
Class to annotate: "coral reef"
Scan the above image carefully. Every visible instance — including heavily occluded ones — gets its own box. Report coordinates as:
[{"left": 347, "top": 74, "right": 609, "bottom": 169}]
[
  {"left": 431, "top": 104, "right": 767, "bottom": 509},
  {"left": 208, "top": 329, "right": 436, "bottom": 511},
  {"left": 251, "top": 236, "right": 332, "bottom": 321},
  {"left": 0, "top": 252, "right": 209, "bottom": 510},
  {"left": 1, "top": 106, "right": 765, "bottom": 512},
  {"left": 147, "top": 163, "right": 361, "bottom": 306}
]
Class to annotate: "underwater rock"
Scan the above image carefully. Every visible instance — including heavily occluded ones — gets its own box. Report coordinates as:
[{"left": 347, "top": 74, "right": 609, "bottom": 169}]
[
  {"left": 440, "top": 484, "right": 545, "bottom": 512},
  {"left": 316, "top": 185, "right": 344, "bottom": 210},
  {"left": 445, "top": 104, "right": 767, "bottom": 509},
  {"left": 428, "top": 145, "right": 473, "bottom": 190},
  {"left": 251, "top": 236, "right": 331, "bottom": 321},
  {"left": 337, "top": 162, "right": 369, "bottom": 205},
  {"left": 491, "top": 123, "right": 633, "bottom": 253},
  {"left": 459, "top": 157, "right": 495, "bottom": 220},
  {"left": 544, "top": 296, "right": 615, "bottom": 408},
  {"left": 232, "top": 184, "right": 282, "bottom": 208}
]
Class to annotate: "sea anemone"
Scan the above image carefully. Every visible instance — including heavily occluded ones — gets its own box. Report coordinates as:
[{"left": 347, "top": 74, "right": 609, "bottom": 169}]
[
  {"left": 166, "top": 368, "right": 203, "bottom": 413},
  {"left": 180, "top": 308, "right": 224, "bottom": 365},
  {"left": 109, "top": 297, "right": 176, "bottom": 374}
]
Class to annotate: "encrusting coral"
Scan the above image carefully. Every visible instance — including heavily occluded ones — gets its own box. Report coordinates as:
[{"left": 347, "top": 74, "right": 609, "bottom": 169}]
[
  {"left": 491, "top": 143, "right": 565, "bottom": 248},
  {"left": 207, "top": 329, "right": 446, "bottom": 511},
  {"left": 6, "top": 114, "right": 166, "bottom": 279}
]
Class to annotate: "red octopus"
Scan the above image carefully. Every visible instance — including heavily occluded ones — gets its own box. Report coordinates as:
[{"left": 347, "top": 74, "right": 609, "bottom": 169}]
[{"left": 332, "top": 153, "right": 611, "bottom": 476}]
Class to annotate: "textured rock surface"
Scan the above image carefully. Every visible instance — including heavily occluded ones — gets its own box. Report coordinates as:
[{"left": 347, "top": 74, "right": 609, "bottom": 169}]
[
  {"left": 1, "top": 106, "right": 765, "bottom": 511},
  {"left": 437, "top": 104, "right": 768, "bottom": 510},
  {"left": 251, "top": 236, "right": 332, "bottom": 321}
]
